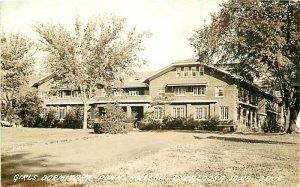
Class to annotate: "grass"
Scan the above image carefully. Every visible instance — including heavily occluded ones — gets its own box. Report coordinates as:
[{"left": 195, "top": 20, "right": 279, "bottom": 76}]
[{"left": 1, "top": 127, "right": 299, "bottom": 186}]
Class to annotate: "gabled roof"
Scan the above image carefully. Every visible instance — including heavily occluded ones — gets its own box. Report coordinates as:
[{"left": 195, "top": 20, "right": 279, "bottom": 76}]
[
  {"left": 142, "top": 58, "right": 200, "bottom": 82},
  {"left": 30, "top": 71, "right": 155, "bottom": 88},
  {"left": 142, "top": 58, "right": 280, "bottom": 103}
]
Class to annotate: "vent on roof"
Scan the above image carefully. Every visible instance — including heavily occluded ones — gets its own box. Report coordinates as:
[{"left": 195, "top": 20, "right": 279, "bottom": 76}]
[{"left": 134, "top": 78, "right": 140, "bottom": 80}]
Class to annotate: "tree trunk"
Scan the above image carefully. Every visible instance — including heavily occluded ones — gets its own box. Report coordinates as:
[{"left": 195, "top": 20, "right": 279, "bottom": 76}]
[
  {"left": 83, "top": 103, "right": 88, "bottom": 129},
  {"left": 283, "top": 106, "right": 291, "bottom": 133}
]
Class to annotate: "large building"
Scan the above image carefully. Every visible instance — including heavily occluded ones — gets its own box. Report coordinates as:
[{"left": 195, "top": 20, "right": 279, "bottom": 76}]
[{"left": 31, "top": 59, "right": 280, "bottom": 130}]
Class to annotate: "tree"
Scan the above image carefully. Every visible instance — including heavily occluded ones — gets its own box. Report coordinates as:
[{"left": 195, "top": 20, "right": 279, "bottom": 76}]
[
  {"left": 17, "top": 91, "right": 43, "bottom": 127},
  {"left": 35, "top": 15, "right": 150, "bottom": 129},
  {"left": 0, "top": 33, "right": 34, "bottom": 122},
  {"left": 189, "top": 0, "right": 300, "bottom": 133}
]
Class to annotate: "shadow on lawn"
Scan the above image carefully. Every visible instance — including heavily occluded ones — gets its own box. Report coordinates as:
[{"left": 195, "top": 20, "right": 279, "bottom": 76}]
[
  {"left": 205, "top": 136, "right": 298, "bottom": 145},
  {"left": 1, "top": 152, "right": 83, "bottom": 187}
]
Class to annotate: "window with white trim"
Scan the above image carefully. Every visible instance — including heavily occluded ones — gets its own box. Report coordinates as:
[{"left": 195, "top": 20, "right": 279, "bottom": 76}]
[
  {"left": 72, "top": 90, "right": 79, "bottom": 98},
  {"left": 41, "top": 92, "right": 48, "bottom": 99},
  {"left": 154, "top": 106, "right": 163, "bottom": 119},
  {"left": 199, "top": 65, "right": 204, "bottom": 76},
  {"left": 193, "top": 86, "right": 206, "bottom": 96},
  {"left": 184, "top": 67, "right": 189, "bottom": 77},
  {"left": 58, "top": 107, "right": 66, "bottom": 119},
  {"left": 191, "top": 67, "right": 197, "bottom": 77},
  {"left": 176, "top": 67, "right": 181, "bottom": 77},
  {"left": 129, "top": 91, "right": 139, "bottom": 96},
  {"left": 113, "top": 90, "right": 123, "bottom": 96},
  {"left": 157, "top": 88, "right": 165, "bottom": 97},
  {"left": 220, "top": 106, "right": 229, "bottom": 120},
  {"left": 194, "top": 106, "right": 208, "bottom": 120},
  {"left": 90, "top": 108, "right": 95, "bottom": 119},
  {"left": 172, "top": 106, "right": 186, "bottom": 118},
  {"left": 215, "top": 87, "right": 224, "bottom": 97},
  {"left": 57, "top": 91, "right": 65, "bottom": 99},
  {"left": 174, "top": 87, "right": 186, "bottom": 96}
]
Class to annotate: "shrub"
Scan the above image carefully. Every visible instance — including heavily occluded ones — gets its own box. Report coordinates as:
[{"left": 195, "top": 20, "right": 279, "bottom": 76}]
[
  {"left": 41, "top": 110, "right": 57, "bottom": 128},
  {"left": 139, "top": 120, "right": 162, "bottom": 130},
  {"left": 200, "top": 117, "right": 220, "bottom": 131},
  {"left": 261, "top": 121, "right": 281, "bottom": 133},
  {"left": 94, "top": 121, "right": 133, "bottom": 134},
  {"left": 17, "top": 91, "right": 43, "bottom": 127},
  {"left": 60, "top": 112, "right": 82, "bottom": 129}
]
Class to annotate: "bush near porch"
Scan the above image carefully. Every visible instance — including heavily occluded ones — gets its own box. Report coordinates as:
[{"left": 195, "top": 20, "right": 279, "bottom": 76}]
[
  {"left": 93, "top": 103, "right": 135, "bottom": 134},
  {"left": 139, "top": 116, "right": 235, "bottom": 132}
]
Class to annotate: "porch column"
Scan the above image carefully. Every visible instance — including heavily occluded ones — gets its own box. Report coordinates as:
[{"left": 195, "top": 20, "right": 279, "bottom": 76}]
[{"left": 127, "top": 105, "right": 132, "bottom": 118}]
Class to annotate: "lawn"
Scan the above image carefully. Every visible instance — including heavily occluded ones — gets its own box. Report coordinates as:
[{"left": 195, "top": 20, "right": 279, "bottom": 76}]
[{"left": 1, "top": 127, "right": 299, "bottom": 186}]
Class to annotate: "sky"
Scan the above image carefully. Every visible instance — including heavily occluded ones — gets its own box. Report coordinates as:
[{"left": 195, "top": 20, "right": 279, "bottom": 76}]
[{"left": 0, "top": 0, "right": 223, "bottom": 72}]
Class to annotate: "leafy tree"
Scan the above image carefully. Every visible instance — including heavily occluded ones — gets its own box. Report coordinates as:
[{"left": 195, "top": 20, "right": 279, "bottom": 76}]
[
  {"left": 0, "top": 33, "right": 34, "bottom": 122},
  {"left": 189, "top": 0, "right": 300, "bottom": 133},
  {"left": 35, "top": 15, "right": 150, "bottom": 129},
  {"left": 17, "top": 91, "right": 43, "bottom": 127}
]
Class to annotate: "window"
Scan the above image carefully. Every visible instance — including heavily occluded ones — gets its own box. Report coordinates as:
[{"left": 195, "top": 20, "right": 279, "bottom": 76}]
[
  {"left": 41, "top": 92, "right": 48, "bottom": 99},
  {"left": 199, "top": 65, "right": 204, "bottom": 76},
  {"left": 129, "top": 91, "right": 139, "bottom": 96},
  {"left": 220, "top": 106, "right": 229, "bottom": 120},
  {"left": 57, "top": 91, "right": 65, "bottom": 99},
  {"left": 194, "top": 106, "right": 208, "bottom": 120},
  {"left": 154, "top": 107, "right": 163, "bottom": 119},
  {"left": 193, "top": 87, "right": 206, "bottom": 96},
  {"left": 176, "top": 67, "right": 181, "bottom": 77},
  {"left": 215, "top": 87, "right": 224, "bottom": 97},
  {"left": 174, "top": 87, "right": 186, "bottom": 96},
  {"left": 191, "top": 67, "right": 197, "bottom": 77},
  {"left": 157, "top": 88, "right": 165, "bottom": 97},
  {"left": 184, "top": 67, "right": 189, "bottom": 77},
  {"left": 58, "top": 108, "right": 66, "bottom": 119},
  {"left": 172, "top": 106, "right": 186, "bottom": 118},
  {"left": 90, "top": 108, "right": 95, "bottom": 119},
  {"left": 72, "top": 90, "right": 79, "bottom": 98},
  {"left": 113, "top": 90, "right": 123, "bottom": 96},
  {"left": 42, "top": 108, "right": 47, "bottom": 118}
]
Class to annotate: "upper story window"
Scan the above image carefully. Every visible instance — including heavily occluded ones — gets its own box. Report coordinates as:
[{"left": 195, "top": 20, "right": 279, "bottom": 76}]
[
  {"left": 174, "top": 87, "right": 186, "bottom": 96},
  {"left": 57, "top": 91, "right": 65, "bottom": 99},
  {"left": 72, "top": 90, "right": 79, "bottom": 98},
  {"left": 157, "top": 88, "right": 165, "bottom": 97},
  {"left": 199, "top": 65, "right": 204, "bottom": 76},
  {"left": 191, "top": 67, "right": 197, "bottom": 77},
  {"left": 176, "top": 67, "right": 181, "bottom": 77},
  {"left": 184, "top": 67, "right": 189, "bottom": 77},
  {"left": 129, "top": 91, "right": 139, "bottom": 96},
  {"left": 41, "top": 92, "right": 48, "bottom": 99},
  {"left": 113, "top": 90, "right": 123, "bottom": 96},
  {"left": 193, "top": 86, "right": 206, "bottom": 96},
  {"left": 215, "top": 87, "right": 224, "bottom": 97}
]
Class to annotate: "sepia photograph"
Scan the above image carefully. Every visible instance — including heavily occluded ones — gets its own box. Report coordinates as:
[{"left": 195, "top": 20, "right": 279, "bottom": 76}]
[{"left": 1, "top": 0, "right": 299, "bottom": 186}]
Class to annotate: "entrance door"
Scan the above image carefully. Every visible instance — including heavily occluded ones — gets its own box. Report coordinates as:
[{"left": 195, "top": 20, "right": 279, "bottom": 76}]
[{"left": 131, "top": 106, "right": 144, "bottom": 121}]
